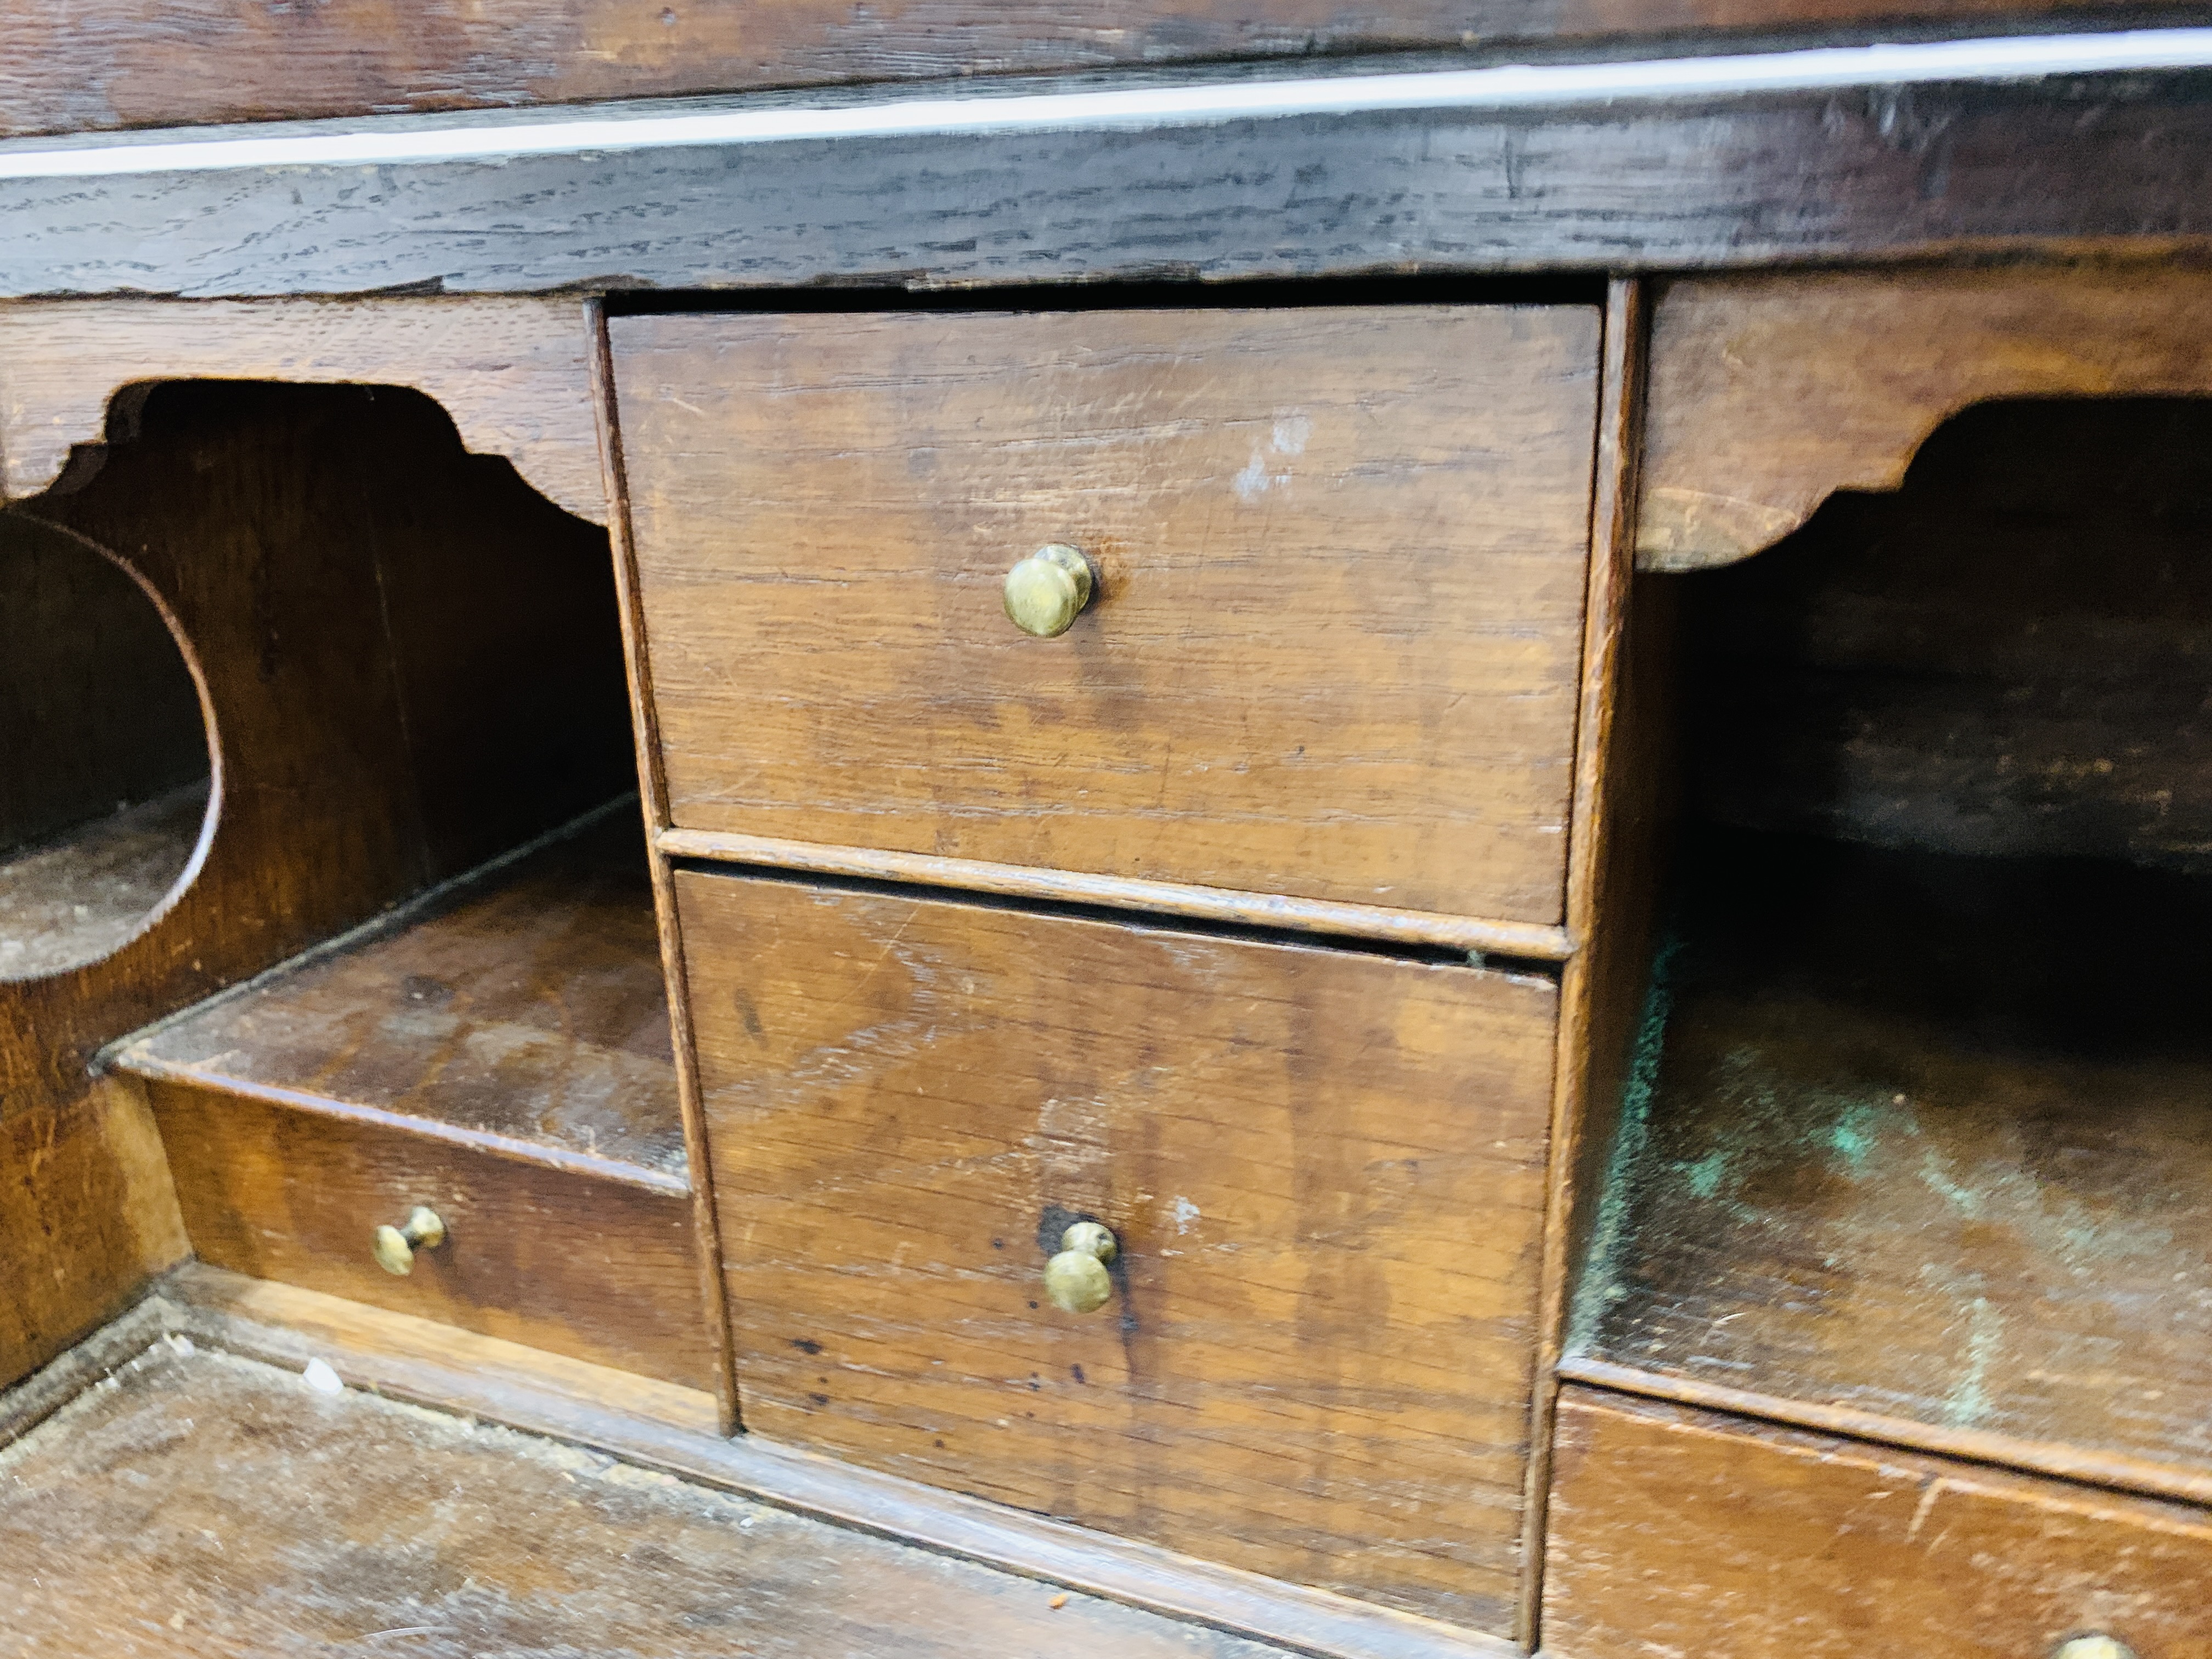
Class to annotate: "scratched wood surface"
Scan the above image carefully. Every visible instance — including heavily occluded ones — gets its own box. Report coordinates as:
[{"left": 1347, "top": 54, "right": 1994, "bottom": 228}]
[
  {"left": 0, "top": 1341, "right": 1299, "bottom": 1659},
  {"left": 678, "top": 868, "right": 1559, "bottom": 1635},
  {"left": 0, "top": 380, "right": 631, "bottom": 1391},
  {"left": 0, "top": 1, "right": 2164, "bottom": 140},
  {"left": 619, "top": 306, "right": 1598, "bottom": 927},
  {"left": 1543, "top": 1387, "right": 2212, "bottom": 1659},
  {"left": 1638, "top": 265, "right": 2212, "bottom": 572},
  {"left": 15, "top": 76, "right": 2212, "bottom": 299},
  {"left": 117, "top": 811, "right": 685, "bottom": 1178}
]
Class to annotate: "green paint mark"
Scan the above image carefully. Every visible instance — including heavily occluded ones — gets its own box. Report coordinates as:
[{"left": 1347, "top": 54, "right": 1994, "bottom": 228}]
[
  {"left": 1829, "top": 1099, "right": 1880, "bottom": 1176},
  {"left": 1683, "top": 1149, "right": 1730, "bottom": 1199},
  {"left": 1566, "top": 934, "right": 1681, "bottom": 1356}
]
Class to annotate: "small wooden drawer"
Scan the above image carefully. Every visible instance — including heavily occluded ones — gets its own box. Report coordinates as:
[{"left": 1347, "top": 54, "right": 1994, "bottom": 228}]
[
  {"left": 675, "top": 867, "right": 1559, "bottom": 1635},
  {"left": 145, "top": 1083, "right": 716, "bottom": 1390},
  {"left": 1544, "top": 1387, "right": 2212, "bottom": 1658},
  {"left": 614, "top": 305, "right": 1601, "bottom": 929}
]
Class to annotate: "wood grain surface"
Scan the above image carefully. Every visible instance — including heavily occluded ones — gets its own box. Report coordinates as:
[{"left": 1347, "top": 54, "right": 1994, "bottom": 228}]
[
  {"left": 145, "top": 1082, "right": 713, "bottom": 1387},
  {"left": 0, "top": 379, "right": 630, "bottom": 1391},
  {"left": 14, "top": 71, "right": 2212, "bottom": 298},
  {"left": 1543, "top": 1386, "right": 2212, "bottom": 1659},
  {"left": 149, "top": 1266, "right": 1514, "bottom": 1659},
  {"left": 0, "top": 298, "right": 605, "bottom": 522},
  {"left": 116, "top": 811, "right": 686, "bottom": 1179},
  {"left": 619, "top": 306, "right": 1598, "bottom": 928},
  {"left": 1639, "top": 264, "right": 2212, "bottom": 571},
  {"left": 0, "top": 1340, "right": 1297, "bottom": 1659},
  {"left": 0, "top": 1, "right": 2168, "bottom": 140},
  {"left": 678, "top": 868, "right": 1560, "bottom": 1635}
]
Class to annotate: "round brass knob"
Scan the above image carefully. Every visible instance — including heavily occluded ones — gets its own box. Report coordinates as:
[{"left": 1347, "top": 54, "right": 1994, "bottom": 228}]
[
  {"left": 2053, "top": 1640, "right": 2137, "bottom": 1659},
  {"left": 1002, "top": 544, "right": 1095, "bottom": 639},
  {"left": 372, "top": 1205, "right": 447, "bottom": 1276},
  {"left": 1043, "top": 1220, "right": 1118, "bottom": 1314}
]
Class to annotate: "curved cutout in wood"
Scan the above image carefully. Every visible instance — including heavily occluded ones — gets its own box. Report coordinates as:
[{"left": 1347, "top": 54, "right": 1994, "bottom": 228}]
[
  {"left": 1637, "top": 264, "right": 2212, "bottom": 572},
  {"left": 0, "top": 297, "right": 605, "bottom": 524}
]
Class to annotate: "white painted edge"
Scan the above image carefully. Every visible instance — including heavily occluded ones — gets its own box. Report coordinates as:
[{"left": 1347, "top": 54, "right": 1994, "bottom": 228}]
[{"left": 1, "top": 26, "right": 2210, "bottom": 179}]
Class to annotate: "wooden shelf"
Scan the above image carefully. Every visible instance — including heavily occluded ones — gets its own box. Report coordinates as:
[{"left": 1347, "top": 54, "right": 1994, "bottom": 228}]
[{"left": 115, "top": 806, "right": 683, "bottom": 1181}]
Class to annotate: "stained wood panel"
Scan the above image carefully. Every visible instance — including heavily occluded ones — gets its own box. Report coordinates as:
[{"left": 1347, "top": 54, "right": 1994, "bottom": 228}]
[
  {"left": 1544, "top": 1387, "right": 2212, "bottom": 1659},
  {"left": 1577, "top": 830, "right": 2212, "bottom": 1488},
  {"left": 0, "top": 1, "right": 2162, "bottom": 140},
  {"left": 146, "top": 1083, "right": 712, "bottom": 1388},
  {"left": 619, "top": 306, "right": 1598, "bottom": 927},
  {"left": 678, "top": 868, "right": 1559, "bottom": 1635},
  {"left": 0, "top": 1340, "right": 1295, "bottom": 1659},
  {"left": 1639, "top": 265, "right": 2212, "bottom": 572}
]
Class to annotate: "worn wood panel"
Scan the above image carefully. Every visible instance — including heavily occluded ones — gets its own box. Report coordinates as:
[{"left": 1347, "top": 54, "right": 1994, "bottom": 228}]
[
  {"left": 1639, "top": 264, "right": 2212, "bottom": 571},
  {"left": 0, "top": 1341, "right": 1295, "bottom": 1659},
  {"left": 116, "top": 811, "right": 685, "bottom": 1179},
  {"left": 1543, "top": 1387, "right": 2212, "bottom": 1659},
  {"left": 0, "top": 298, "right": 605, "bottom": 523},
  {"left": 1577, "top": 829, "right": 2212, "bottom": 1487},
  {"left": 0, "top": 1080, "right": 188, "bottom": 1390},
  {"left": 146, "top": 1082, "right": 713, "bottom": 1389},
  {"left": 679, "top": 868, "right": 1559, "bottom": 1634},
  {"left": 621, "top": 306, "right": 1597, "bottom": 926},
  {"left": 0, "top": 2, "right": 2174, "bottom": 140},
  {"left": 15, "top": 74, "right": 2212, "bottom": 298},
  {"left": 0, "top": 380, "right": 631, "bottom": 1391}
]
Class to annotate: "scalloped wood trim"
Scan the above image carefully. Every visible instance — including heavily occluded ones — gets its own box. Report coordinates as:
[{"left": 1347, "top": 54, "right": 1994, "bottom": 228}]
[
  {"left": 1637, "top": 263, "right": 2212, "bottom": 572},
  {"left": 0, "top": 296, "right": 604, "bottom": 523}
]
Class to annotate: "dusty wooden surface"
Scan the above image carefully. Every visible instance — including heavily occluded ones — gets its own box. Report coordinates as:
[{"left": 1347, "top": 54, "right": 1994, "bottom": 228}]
[
  {"left": 679, "top": 868, "right": 1558, "bottom": 1635},
  {"left": 0, "top": 379, "right": 631, "bottom": 1391},
  {"left": 0, "top": 1340, "right": 1299, "bottom": 1659},
  {"left": 1639, "top": 264, "right": 2212, "bottom": 571},
  {"left": 0, "top": 786, "right": 207, "bottom": 982},
  {"left": 119, "top": 811, "right": 684, "bottom": 1178},
  {"left": 619, "top": 306, "right": 1597, "bottom": 929},
  {"left": 0, "top": 1, "right": 2165, "bottom": 140},
  {"left": 13, "top": 72, "right": 2212, "bottom": 297},
  {"left": 1543, "top": 1387, "right": 2212, "bottom": 1659},
  {"left": 0, "top": 298, "right": 605, "bottom": 523},
  {"left": 150, "top": 1267, "right": 1510, "bottom": 1659},
  {"left": 1577, "top": 827, "right": 2212, "bottom": 1487}
]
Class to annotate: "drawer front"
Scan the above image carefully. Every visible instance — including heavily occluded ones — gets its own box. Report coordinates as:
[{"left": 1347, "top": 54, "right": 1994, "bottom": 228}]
[
  {"left": 677, "top": 868, "right": 1559, "bottom": 1634},
  {"left": 1545, "top": 1387, "right": 2212, "bottom": 1659},
  {"left": 616, "top": 306, "right": 1601, "bottom": 926},
  {"left": 147, "top": 1082, "right": 716, "bottom": 1390}
]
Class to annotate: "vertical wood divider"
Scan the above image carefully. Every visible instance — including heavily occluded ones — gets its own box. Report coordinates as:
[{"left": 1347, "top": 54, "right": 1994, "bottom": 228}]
[
  {"left": 586, "top": 298, "right": 741, "bottom": 1435},
  {"left": 1517, "top": 275, "right": 1650, "bottom": 1647}
]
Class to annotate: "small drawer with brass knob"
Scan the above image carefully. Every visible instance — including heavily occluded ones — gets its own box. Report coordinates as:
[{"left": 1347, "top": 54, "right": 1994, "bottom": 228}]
[{"left": 614, "top": 303, "right": 1601, "bottom": 929}]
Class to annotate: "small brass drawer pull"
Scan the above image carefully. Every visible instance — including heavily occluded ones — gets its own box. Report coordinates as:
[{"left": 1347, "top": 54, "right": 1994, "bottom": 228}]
[
  {"left": 1003, "top": 543, "right": 1095, "bottom": 639},
  {"left": 1043, "top": 1220, "right": 1119, "bottom": 1314},
  {"left": 372, "top": 1205, "right": 447, "bottom": 1276},
  {"left": 2053, "top": 1639, "right": 2137, "bottom": 1659}
]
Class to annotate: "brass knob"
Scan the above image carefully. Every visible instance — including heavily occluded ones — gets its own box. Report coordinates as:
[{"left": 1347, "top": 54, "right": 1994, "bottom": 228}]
[
  {"left": 1002, "top": 544, "right": 1095, "bottom": 639},
  {"left": 1043, "top": 1220, "right": 1118, "bottom": 1314},
  {"left": 371, "top": 1206, "right": 447, "bottom": 1276},
  {"left": 2053, "top": 1641, "right": 2137, "bottom": 1659}
]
